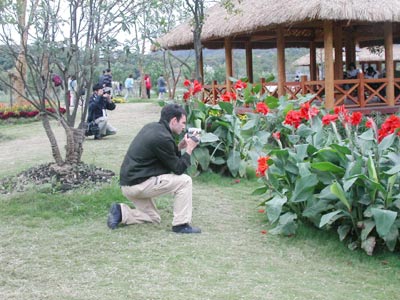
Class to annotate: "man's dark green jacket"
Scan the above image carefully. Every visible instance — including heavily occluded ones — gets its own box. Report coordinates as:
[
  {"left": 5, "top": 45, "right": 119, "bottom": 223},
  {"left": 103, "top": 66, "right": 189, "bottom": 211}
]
[{"left": 119, "top": 120, "right": 191, "bottom": 186}]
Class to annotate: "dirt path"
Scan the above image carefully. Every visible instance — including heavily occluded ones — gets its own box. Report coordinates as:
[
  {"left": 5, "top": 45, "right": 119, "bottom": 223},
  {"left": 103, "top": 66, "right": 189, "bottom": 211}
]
[{"left": 0, "top": 102, "right": 161, "bottom": 177}]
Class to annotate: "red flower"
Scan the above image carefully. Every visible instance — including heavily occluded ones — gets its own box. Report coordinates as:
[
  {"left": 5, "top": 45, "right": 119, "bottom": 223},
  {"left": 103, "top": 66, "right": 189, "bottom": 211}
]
[
  {"left": 377, "top": 115, "right": 400, "bottom": 142},
  {"left": 220, "top": 92, "right": 237, "bottom": 102},
  {"left": 261, "top": 230, "right": 267, "bottom": 235},
  {"left": 300, "top": 101, "right": 319, "bottom": 120},
  {"left": 183, "top": 91, "right": 191, "bottom": 101},
  {"left": 334, "top": 105, "right": 348, "bottom": 116},
  {"left": 192, "top": 80, "right": 203, "bottom": 94},
  {"left": 349, "top": 112, "right": 363, "bottom": 126},
  {"left": 256, "top": 156, "right": 270, "bottom": 177},
  {"left": 272, "top": 131, "right": 281, "bottom": 140},
  {"left": 322, "top": 114, "right": 338, "bottom": 126},
  {"left": 255, "top": 102, "right": 269, "bottom": 115},
  {"left": 183, "top": 79, "right": 191, "bottom": 87},
  {"left": 258, "top": 209, "right": 265, "bottom": 213},
  {"left": 234, "top": 79, "right": 247, "bottom": 89},
  {"left": 366, "top": 118, "right": 374, "bottom": 128},
  {"left": 284, "top": 110, "right": 302, "bottom": 128}
]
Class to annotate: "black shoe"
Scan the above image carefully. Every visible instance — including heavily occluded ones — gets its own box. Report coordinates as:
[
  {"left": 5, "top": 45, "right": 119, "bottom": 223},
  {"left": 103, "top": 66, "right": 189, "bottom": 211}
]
[
  {"left": 94, "top": 135, "right": 102, "bottom": 140},
  {"left": 172, "top": 223, "right": 201, "bottom": 234},
  {"left": 107, "top": 203, "right": 122, "bottom": 229}
]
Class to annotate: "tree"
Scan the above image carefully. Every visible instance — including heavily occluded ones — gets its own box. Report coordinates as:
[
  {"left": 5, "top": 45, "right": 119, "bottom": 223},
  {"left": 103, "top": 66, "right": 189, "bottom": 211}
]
[{"left": 0, "top": 0, "right": 139, "bottom": 167}]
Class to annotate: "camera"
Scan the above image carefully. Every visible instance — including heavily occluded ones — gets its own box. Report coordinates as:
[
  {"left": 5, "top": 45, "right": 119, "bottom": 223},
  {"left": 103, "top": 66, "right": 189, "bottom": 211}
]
[{"left": 187, "top": 127, "right": 201, "bottom": 142}]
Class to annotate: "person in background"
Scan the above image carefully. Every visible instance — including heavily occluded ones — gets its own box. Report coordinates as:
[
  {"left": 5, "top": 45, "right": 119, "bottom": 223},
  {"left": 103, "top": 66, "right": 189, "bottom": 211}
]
[
  {"left": 345, "top": 62, "right": 359, "bottom": 79},
  {"left": 107, "top": 104, "right": 201, "bottom": 234},
  {"left": 157, "top": 74, "right": 167, "bottom": 99},
  {"left": 68, "top": 75, "right": 78, "bottom": 107},
  {"left": 124, "top": 74, "right": 134, "bottom": 101},
  {"left": 144, "top": 74, "right": 151, "bottom": 99},
  {"left": 102, "top": 69, "right": 113, "bottom": 95},
  {"left": 87, "top": 84, "right": 117, "bottom": 140},
  {"left": 365, "top": 66, "right": 379, "bottom": 79}
]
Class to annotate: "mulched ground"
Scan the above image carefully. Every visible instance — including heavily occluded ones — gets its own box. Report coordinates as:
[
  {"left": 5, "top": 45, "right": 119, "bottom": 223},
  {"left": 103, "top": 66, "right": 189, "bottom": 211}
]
[{"left": 0, "top": 163, "right": 115, "bottom": 194}]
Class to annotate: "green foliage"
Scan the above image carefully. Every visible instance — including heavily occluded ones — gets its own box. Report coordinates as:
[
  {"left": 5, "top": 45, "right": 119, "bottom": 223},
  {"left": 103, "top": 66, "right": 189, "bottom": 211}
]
[{"left": 254, "top": 102, "right": 400, "bottom": 255}]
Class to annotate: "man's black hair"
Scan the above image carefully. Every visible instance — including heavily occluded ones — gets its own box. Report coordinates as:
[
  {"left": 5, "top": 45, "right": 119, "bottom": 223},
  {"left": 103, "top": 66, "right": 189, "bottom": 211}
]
[
  {"left": 160, "top": 104, "right": 186, "bottom": 123},
  {"left": 93, "top": 83, "right": 103, "bottom": 91}
]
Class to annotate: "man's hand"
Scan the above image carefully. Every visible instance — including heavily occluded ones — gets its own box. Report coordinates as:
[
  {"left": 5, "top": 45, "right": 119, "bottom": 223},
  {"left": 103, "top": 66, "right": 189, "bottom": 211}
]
[{"left": 179, "top": 133, "right": 199, "bottom": 154}]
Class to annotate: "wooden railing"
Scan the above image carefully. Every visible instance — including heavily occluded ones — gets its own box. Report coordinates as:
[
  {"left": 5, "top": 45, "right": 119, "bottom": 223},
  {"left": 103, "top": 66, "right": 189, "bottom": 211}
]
[{"left": 202, "top": 75, "right": 400, "bottom": 109}]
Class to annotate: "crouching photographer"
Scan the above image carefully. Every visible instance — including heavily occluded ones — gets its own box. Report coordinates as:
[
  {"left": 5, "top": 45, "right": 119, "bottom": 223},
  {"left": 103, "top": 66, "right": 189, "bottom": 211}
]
[{"left": 86, "top": 84, "right": 117, "bottom": 140}]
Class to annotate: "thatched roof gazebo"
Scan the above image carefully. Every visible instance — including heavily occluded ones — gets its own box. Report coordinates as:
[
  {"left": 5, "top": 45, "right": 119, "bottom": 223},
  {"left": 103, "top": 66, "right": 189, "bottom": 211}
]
[{"left": 157, "top": 0, "right": 400, "bottom": 110}]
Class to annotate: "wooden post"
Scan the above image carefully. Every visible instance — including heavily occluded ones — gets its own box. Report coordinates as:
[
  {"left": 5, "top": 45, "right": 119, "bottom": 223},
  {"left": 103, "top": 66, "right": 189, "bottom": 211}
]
[
  {"left": 324, "top": 20, "right": 335, "bottom": 110},
  {"left": 199, "top": 48, "right": 204, "bottom": 85},
  {"left": 212, "top": 80, "right": 217, "bottom": 105},
  {"left": 260, "top": 77, "right": 265, "bottom": 94},
  {"left": 358, "top": 72, "right": 365, "bottom": 107},
  {"left": 345, "top": 33, "right": 356, "bottom": 68},
  {"left": 310, "top": 41, "right": 317, "bottom": 81},
  {"left": 245, "top": 42, "right": 253, "bottom": 83},
  {"left": 224, "top": 38, "right": 233, "bottom": 93},
  {"left": 277, "top": 26, "right": 286, "bottom": 97},
  {"left": 384, "top": 22, "right": 395, "bottom": 106},
  {"left": 334, "top": 23, "right": 343, "bottom": 80},
  {"left": 301, "top": 75, "right": 307, "bottom": 95}
]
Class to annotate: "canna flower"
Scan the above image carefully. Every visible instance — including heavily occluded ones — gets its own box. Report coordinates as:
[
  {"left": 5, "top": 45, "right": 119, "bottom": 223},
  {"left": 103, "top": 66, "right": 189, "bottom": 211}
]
[
  {"left": 284, "top": 110, "right": 302, "bottom": 128},
  {"left": 234, "top": 79, "right": 247, "bottom": 90},
  {"left": 220, "top": 92, "right": 237, "bottom": 102},
  {"left": 183, "top": 79, "right": 191, "bottom": 87},
  {"left": 322, "top": 114, "right": 339, "bottom": 126},
  {"left": 377, "top": 115, "right": 400, "bottom": 142},
  {"left": 261, "top": 230, "right": 268, "bottom": 234},
  {"left": 349, "top": 112, "right": 363, "bottom": 126},
  {"left": 300, "top": 101, "right": 319, "bottom": 120},
  {"left": 258, "top": 209, "right": 265, "bottom": 213},
  {"left": 255, "top": 102, "right": 269, "bottom": 115},
  {"left": 256, "top": 156, "right": 271, "bottom": 177},
  {"left": 272, "top": 131, "right": 281, "bottom": 140},
  {"left": 366, "top": 117, "right": 374, "bottom": 128}
]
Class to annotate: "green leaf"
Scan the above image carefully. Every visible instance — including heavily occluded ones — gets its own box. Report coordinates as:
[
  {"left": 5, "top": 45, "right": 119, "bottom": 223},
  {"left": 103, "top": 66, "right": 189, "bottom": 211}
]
[
  {"left": 343, "top": 176, "right": 358, "bottom": 192},
  {"left": 367, "top": 155, "right": 378, "bottom": 183},
  {"left": 241, "top": 119, "right": 257, "bottom": 131},
  {"left": 266, "top": 195, "right": 287, "bottom": 224},
  {"left": 371, "top": 208, "right": 398, "bottom": 237},
  {"left": 337, "top": 224, "right": 351, "bottom": 241},
  {"left": 319, "top": 210, "right": 343, "bottom": 228},
  {"left": 227, "top": 150, "right": 241, "bottom": 177},
  {"left": 361, "top": 236, "right": 376, "bottom": 255},
  {"left": 359, "top": 129, "right": 375, "bottom": 141},
  {"left": 378, "top": 133, "right": 395, "bottom": 154},
  {"left": 330, "top": 143, "right": 352, "bottom": 155},
  {"left": 290, "top": 174, "right": 318, "bottom": 203},
  {"left": 330, "top": 181, "right": 351, "bottom": 211},
  {"left": 383, "top": 225, "right": 399, "bottom": 252},
  {"left": 192, "top": 147, "right": 210, "bottom": 171},
  {"left": 311, "top": 162, "right": 345, "bottom": 174},
  {"left": 361, "top": 219, "right": 376, "bottom": 241},
  {"left": 252, "top": 186, "right": 268, "bottom": 195},
  {"left": 294, "top": 144, "right": 309, "bottom": 162},
  {"left": 269, "top": 212, "right": 297, "bottom": 236},
  {"left": 218, "top": 102, "right": 234, "bottom": 114},
  {"left": 265, "top": 96, "right": 279, "bottom": 109},
  {"left": 210, "top": 156, "right": 225, "bottom": 165},
  {"left": 200, "top": 132, "right": 220, "bottom": 143},
  {"left": 385, "top": 164, "right": 400, "bottom": 175}
]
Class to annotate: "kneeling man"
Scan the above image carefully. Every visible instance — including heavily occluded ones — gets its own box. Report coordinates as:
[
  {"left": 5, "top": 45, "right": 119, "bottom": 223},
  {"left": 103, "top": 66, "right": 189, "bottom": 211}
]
[{"left": 107, "top": 104, "right": 201, "bottom": 233}]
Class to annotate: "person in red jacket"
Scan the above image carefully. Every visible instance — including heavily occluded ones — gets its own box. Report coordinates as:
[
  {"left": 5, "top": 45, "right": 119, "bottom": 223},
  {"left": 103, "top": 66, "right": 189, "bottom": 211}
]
[{"left": 144, "top": 74, "right": 151, "bottom": 99}]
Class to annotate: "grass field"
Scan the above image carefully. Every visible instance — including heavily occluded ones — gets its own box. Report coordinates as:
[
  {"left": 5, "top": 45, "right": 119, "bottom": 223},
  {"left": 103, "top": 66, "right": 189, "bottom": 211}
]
[{"left": 1, "top": 102, "right": 400, "bottom": 300}]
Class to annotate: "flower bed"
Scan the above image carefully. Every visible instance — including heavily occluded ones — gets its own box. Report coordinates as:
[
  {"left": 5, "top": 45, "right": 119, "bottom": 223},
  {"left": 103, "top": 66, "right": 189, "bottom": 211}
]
[{"left": 0, "top": 105, "right": 66, "bottom": 120}]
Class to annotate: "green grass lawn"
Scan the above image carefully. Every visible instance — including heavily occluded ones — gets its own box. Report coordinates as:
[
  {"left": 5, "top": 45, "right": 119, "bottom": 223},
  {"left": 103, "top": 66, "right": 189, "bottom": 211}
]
[{"left": 1, "top": 103, "right": 399, "bottom": 300}]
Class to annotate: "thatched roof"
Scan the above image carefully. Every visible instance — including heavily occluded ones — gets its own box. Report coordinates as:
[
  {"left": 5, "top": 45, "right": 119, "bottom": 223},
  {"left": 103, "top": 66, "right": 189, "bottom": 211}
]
[
  {"left": 156, "top": 0, "right": 400, "bottom": 50},
  {"left": 293, "top": 45, "right": 400, "bottom": 66}
]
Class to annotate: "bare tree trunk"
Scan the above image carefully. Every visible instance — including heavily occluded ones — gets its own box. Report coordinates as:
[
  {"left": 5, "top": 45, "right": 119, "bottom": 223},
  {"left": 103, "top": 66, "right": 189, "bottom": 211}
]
[
  {"left": 59, "top": 118, "right": 85, "bottom": 164},
  {"left": 41, "top": 114, "right": 64, "bottom": 166}
]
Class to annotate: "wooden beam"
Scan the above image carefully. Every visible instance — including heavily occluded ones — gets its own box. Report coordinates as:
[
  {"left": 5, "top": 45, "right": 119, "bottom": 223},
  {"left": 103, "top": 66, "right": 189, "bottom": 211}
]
[
  {"left": 245, "top": 42, "right": 253, "bottom": 83},
  {"left": 277, "top": 26, "right": 286, "bottom": 97},
  {"left": 199, "top": 48, "right": 204, "bottom": 84},
  {"left": 324, "top": 20, "right": 335, "bottom": 110},
  {"left": 334, "top": 23, "right": 343, "bottom": 80},
  {"left": 384, "top": 22, "right": 394, "bottom": 106},
  {"left": 224, "top": 38, "right": 233, "bottom": 93},
  {"left": 310, "top": 41, "right": 317, "bottom": 81}
]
